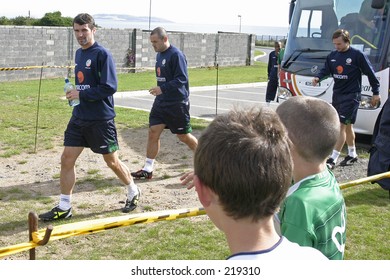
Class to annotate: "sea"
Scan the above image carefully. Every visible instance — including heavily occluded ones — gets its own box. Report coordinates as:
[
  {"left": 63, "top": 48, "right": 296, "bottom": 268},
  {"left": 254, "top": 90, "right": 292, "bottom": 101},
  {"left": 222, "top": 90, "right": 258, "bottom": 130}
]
[{"left": 95, "top": 18, "right": 288, "bottom": 38}]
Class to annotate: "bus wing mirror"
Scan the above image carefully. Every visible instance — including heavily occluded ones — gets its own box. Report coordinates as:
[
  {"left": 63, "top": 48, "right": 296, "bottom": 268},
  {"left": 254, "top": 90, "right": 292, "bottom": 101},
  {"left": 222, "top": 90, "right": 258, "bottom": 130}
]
[
  {"left": 289, "top": 0, "right": 296, "bottom": 25},
  {"left": 372, "top": 0, "right": 385, "bottom": 9}
]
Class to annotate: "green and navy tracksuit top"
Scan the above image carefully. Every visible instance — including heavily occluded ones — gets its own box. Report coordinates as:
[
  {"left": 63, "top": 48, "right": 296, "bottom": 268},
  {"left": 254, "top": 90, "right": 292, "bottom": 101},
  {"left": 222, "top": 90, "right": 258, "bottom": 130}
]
[
  {"left": 154, "top": 45, "right": 189, "bottom": 104},
  {"left": 316, "top": 46, "right": 379, "bottom": 97},
  {"left": 72, "top": 42, "right": 117, "bottom": 121}
]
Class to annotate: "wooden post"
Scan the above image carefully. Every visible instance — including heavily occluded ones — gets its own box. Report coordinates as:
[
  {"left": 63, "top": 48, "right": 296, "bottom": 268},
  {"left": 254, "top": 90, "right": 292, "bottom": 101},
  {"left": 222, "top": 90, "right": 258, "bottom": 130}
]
[
  {"left": 28, "top": 212, "right": 53, "bottom": 260},
  {"left": 28, "top": 212, "right": 38, "bottom": 260}
]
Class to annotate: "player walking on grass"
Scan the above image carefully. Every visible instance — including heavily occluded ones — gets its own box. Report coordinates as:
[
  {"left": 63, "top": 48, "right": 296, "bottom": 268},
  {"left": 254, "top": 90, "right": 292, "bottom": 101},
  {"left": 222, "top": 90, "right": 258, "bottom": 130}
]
[
  {"left": 39, "top": 13, "right": 139, "bottom": 221},
  {"left": 131, "top": 27, "right": 198, "bottom": 180}
]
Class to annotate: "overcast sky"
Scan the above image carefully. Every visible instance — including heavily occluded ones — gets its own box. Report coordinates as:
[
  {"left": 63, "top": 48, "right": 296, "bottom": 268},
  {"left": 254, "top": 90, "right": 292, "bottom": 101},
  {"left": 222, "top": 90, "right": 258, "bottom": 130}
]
[{"left": 1, "top": 0, "right": 290, "bottom": 27}]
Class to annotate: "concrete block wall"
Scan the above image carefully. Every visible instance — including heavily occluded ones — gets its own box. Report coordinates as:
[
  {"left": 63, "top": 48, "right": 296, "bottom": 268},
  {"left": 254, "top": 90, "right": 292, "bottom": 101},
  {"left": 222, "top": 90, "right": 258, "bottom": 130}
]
[
  {"left": 94, "top": 28, "right": 134, "bottom": 71},
  {"left": 0, "top": 26, "right": 75, "bottom": 81},
  {"left": 0, "top": 26, "right": 255, "bottom": 82},
  {"left": 180, "top": 33, "right": 217, "bottom": 67},
  {"left": 217, "top": 33, "right": 247, "bottom": 66}
]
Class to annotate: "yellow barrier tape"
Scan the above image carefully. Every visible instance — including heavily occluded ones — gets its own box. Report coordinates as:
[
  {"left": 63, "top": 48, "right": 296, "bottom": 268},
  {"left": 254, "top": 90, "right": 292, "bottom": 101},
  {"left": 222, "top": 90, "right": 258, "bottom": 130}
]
[
  {"left": 0, "top": 65, "right": 74, "bottom": 71},
  {"left": 0, "top": 207, "right": 206, "bottom": 258},
  {"left": 0, "top": 242, "right": 40, "bottom": 258},
  {"left": 2, "top": 171, "right": 388, "bottom": 258},
  {"left": 31, "top": 231, "right": 45, "bottom": 243},
  {"left": 339, "top": 171, "right": 390, "bottom": 189},
  {"left": 0, "top": 65, "right": 151, "bottom": 71}
]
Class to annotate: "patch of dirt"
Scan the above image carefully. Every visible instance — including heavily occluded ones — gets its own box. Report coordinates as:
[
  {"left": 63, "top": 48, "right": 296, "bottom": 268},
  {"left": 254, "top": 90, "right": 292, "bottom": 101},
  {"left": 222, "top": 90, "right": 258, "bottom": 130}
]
[
  {"left": 331, "top": 155, "right": 370, "bottom": 185},
  {"left": 0, "top": 128, "right": 203, "bottom": 218},
  {"left": 0, "top": 126, "right": 371, "bottom": 260},
  {"left": 0, "top": 125, "right": 370, "bottom": 213}
]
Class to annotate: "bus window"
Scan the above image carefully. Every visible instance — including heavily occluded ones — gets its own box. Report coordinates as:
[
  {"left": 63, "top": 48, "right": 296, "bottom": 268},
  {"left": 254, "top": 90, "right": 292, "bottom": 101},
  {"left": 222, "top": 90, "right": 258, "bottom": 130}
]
[
  {"left": 296, "top": 8, "right": 338, "bottom": 39},
  {"left": 297, "top": 10, "right": 322, "bottom": 37}
]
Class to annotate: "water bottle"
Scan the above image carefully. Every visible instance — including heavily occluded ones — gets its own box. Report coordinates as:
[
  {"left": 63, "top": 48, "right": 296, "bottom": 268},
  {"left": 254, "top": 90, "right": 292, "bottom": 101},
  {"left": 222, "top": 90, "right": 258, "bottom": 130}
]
[{"left": 64, "top": 78, "right": 80, "bottom": 107}]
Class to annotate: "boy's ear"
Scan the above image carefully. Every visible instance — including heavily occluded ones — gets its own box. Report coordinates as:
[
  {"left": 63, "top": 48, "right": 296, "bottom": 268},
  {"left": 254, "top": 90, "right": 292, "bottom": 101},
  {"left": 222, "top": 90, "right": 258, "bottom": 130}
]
[{"left": 194, "top": 175, "right": 212, "bottom": 208}]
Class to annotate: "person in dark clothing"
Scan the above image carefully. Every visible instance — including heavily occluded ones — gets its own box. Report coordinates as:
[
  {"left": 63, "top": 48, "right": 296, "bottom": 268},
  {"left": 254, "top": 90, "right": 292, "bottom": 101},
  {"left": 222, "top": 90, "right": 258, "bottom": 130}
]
[
  {"left": 358, "top": 0, "right": 386, "bottom": 46},
  {"left": 39, "top": 13, "right": 139, "bottom": 221},
  {"left": 367, "top": 96, "right": 390, "bottom": 198},
  {"left": 265, "top": 41, "right": 281, "bottom": 104},
  {"left": 312, "top": 29, "right": 380, "bottom": 169},
  {"left": 131, "top": 27, "right": 198, "bottom": 180}
]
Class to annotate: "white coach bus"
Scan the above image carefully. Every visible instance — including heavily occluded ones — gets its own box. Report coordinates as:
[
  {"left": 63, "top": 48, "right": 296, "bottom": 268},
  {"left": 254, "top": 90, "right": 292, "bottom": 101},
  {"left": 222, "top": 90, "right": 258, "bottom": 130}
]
[{"left": 278, "top": 0, "right": 389, "bottom": 135}]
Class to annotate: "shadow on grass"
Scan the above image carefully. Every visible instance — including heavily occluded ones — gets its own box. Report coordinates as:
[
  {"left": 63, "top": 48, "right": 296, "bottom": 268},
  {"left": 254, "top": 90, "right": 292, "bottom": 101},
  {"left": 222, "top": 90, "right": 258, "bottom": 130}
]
[
  {"left": 343, "top": 183, "right": 390, "bottom": 207},
  {"left": 0, "top": 206, "right": 130, "bottom": 239},
  {"left": 0, "top": 176, "right": 132, "bottom": 238},
  {"left": 119, "top": 127, "right": 201, "bottom": 167},
  {"left": 0, "top": 174, "right": 191, "bottom": 239}
]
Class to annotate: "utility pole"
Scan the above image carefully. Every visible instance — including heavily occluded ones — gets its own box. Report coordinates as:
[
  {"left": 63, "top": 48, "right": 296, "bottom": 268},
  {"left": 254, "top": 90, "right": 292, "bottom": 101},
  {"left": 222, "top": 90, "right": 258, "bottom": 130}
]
[{"left": 149, "top": 0, "right": 152, "bottom": 31}]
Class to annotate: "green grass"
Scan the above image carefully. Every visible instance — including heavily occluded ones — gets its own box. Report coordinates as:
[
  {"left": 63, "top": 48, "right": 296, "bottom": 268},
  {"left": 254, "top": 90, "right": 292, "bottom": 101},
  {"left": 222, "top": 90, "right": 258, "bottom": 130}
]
[
  {"left": 343, "top": 184, "right": 390, "bottom": 260},
  {"left": 34, "top": 219, "right": 229, "bottom": 260},
  {"left": 0, "top": 64, "right": 389, "bottom": 260},
  {"left": 0, "top": 65, "right": 265, "bottom": 157}
]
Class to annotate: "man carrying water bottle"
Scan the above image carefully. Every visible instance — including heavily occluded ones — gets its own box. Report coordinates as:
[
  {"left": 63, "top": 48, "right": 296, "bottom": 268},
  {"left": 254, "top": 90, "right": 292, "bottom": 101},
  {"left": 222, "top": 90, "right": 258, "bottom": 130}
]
[{"left": 39, "top": 13, "right": 140, "bottom": 221}]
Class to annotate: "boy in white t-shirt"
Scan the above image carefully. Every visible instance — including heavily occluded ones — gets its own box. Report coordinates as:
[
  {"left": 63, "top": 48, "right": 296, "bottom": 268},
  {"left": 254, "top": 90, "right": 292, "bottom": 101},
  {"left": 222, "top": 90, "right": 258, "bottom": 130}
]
[{"left": 192, "top": 106, "right": 327, "bottom": 260}]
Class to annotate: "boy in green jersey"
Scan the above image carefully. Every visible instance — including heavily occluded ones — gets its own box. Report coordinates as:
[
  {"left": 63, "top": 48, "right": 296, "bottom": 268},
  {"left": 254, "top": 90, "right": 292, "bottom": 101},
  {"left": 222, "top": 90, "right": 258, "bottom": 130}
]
[
  {"left": 276, "top": 96, "right": 347, "bottom": 260},
  {"left": 193, "top": 106, "right": 326, "bottom": 260}
]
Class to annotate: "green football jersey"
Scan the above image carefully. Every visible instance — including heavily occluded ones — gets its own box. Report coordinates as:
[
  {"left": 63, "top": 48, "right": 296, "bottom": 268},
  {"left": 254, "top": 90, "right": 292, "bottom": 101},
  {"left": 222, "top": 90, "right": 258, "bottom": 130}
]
[{"left": 279, "top": 169, "right": 347, "bottom": 260}]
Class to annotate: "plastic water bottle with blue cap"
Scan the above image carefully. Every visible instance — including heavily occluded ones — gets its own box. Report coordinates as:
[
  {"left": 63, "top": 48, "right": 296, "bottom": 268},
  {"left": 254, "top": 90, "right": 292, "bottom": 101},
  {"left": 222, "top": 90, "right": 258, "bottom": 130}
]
[{"left": 64, "top": 78, "right": 80, "bottom": 107}]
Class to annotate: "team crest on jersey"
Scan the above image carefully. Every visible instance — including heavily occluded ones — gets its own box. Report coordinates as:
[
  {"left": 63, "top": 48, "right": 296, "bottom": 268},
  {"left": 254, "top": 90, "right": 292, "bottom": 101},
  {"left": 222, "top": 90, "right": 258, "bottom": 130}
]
[
  {"left": 346, "top": 58, "right": 352, "bottom": 65},
  {"left": 86, "top": 59, "right": 92, "bottom": 68},
  {"left": 336, "top": 65, "right": 344, "bottom": 74},
  {"left": 77, "top": 71, "right": 85, "bottom": 83},
  {"left": 162, "top": 59, "right": 166, "bottom": 66}
]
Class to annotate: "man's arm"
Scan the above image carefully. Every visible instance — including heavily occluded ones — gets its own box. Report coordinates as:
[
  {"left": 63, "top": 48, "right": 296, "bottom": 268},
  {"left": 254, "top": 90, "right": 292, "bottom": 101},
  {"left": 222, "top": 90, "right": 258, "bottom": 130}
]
[
  {"left": 312, "top": 55, "right": 332, "bottom": 86},
  {"left": 359, "top": 52, "right": 381, "bottom": 106},
  {"left": 267, "top": 51, "right": 273, "bottom": 78}
]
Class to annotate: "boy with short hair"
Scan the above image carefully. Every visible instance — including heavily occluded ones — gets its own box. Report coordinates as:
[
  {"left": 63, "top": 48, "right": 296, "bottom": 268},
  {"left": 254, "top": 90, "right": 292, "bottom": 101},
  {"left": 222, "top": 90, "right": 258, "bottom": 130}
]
[
  {"left": 276, "top": 96, "right": 347, "bottom": 260},
  {"left": 193, "top": 106, "right": 326, "bottom": 260}
]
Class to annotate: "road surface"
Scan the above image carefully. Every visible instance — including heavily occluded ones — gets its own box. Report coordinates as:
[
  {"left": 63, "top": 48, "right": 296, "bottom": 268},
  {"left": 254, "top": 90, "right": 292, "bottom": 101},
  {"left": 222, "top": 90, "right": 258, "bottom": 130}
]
[{"left": 114, "top": 82, "right": 281, "bottom": 121}]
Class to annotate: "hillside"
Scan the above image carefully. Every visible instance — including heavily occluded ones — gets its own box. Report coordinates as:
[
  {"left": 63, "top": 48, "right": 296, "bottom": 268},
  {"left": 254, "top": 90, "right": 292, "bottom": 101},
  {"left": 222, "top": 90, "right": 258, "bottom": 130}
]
[{"left": 93, "top": 14, "right": 173, "bottom": 23}]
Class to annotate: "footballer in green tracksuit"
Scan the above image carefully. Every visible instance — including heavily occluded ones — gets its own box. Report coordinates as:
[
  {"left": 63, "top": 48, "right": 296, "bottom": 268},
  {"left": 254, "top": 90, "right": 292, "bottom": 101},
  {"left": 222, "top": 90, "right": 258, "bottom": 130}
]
[{"left": 278, "top": 169, "right": 347, "bottom": 260}]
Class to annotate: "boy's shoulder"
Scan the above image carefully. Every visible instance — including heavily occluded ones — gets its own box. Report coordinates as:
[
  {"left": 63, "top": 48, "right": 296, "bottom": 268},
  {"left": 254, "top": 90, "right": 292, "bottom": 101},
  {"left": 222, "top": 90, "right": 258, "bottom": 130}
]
[{"left": 285, "top": 170, "right": 341, "bottom": 205}]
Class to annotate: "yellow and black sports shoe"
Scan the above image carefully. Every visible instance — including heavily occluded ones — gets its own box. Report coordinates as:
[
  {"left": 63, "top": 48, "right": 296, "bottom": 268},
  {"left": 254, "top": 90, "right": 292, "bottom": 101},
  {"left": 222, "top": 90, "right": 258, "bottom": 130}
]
[
  {"left": 122, "top": 188, "right": 140, "bottom": 213},
  {"left": 38, "top": 206, "right": 72, "bottom": 222}
]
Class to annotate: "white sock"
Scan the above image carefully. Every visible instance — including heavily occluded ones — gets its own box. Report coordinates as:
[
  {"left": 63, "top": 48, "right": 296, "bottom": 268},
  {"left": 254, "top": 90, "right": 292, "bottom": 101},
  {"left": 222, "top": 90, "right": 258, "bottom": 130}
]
[
  {"left": 142, "top": 158, "right": 154, "bottom": 172},
  {"left": 348, "top": 146, "right": 357, "bottom": 158},
  {"left": 127, "top": 182, "right": 139, "bottom": 200},
  {"left": 59, "top": 194, "right": 71, "bottom": 210},
  {"left": 331, "top": 150, "right": 340, "bottom": 163}
]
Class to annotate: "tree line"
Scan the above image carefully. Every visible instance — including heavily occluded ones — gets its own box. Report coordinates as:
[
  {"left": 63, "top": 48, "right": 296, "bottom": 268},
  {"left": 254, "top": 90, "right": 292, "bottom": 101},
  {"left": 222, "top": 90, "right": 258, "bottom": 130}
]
[{"left": 0, "top": 11, "right": 73, "bottom": 26}]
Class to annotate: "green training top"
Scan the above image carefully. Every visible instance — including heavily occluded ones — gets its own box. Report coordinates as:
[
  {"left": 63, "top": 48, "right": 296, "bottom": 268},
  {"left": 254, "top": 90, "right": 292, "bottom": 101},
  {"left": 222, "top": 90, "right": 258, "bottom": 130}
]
[
  {"left": 277, "top": 48, "right": 285, "bottom": 65},
  {"left": 279, "top": 169, "right": 347, "bottom": 260}
]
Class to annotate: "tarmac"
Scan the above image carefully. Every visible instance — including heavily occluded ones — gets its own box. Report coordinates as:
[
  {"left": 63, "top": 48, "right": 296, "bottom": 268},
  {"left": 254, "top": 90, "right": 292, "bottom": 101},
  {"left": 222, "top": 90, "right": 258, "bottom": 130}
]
[
  {"left": 114, "top": 82, "right": 277, "bottom": 121},
  {"left": 114, "top": 47, "right": 273, "bottom": 120}
]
